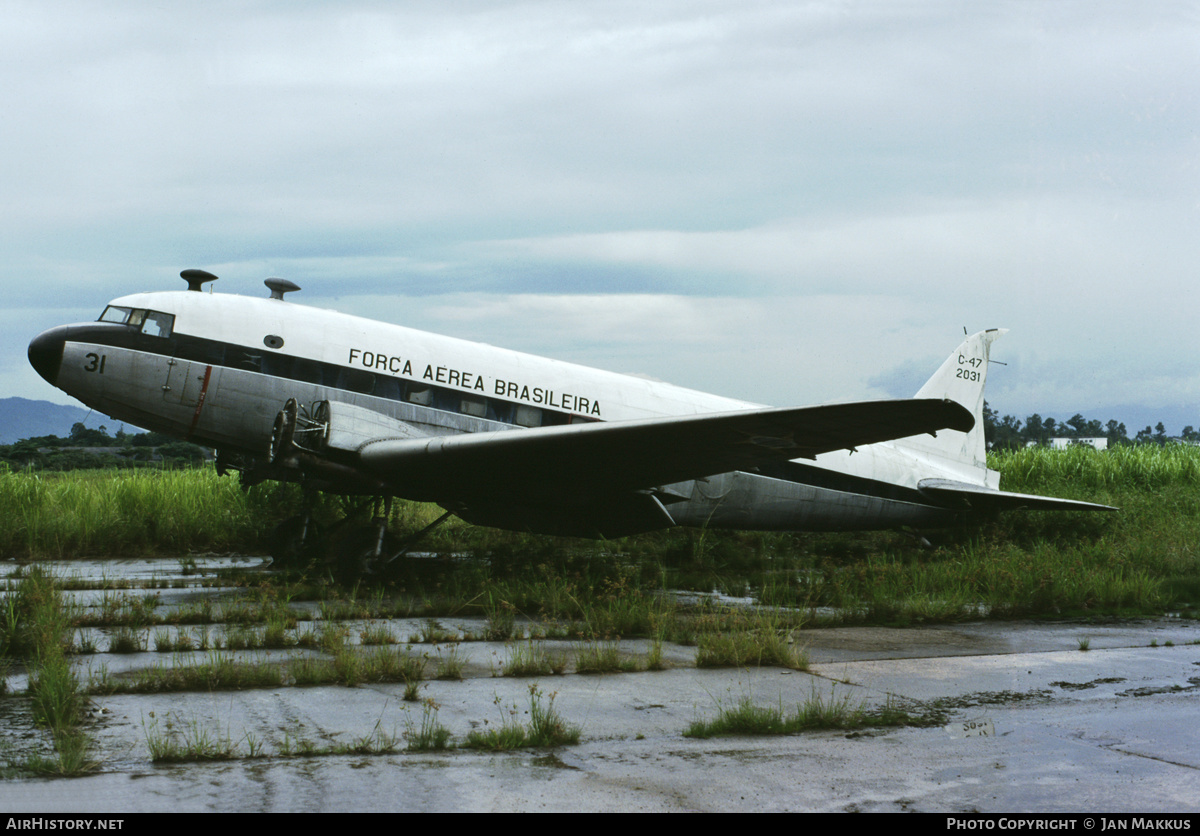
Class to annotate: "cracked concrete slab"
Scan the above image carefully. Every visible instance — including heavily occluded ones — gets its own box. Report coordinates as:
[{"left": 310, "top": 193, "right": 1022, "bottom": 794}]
[{"left": 5, "top": 558, "right": 1200, "bottom": 812}]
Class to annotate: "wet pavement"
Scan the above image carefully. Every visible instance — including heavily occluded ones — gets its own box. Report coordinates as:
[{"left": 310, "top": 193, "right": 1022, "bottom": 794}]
[{"left": 4, "top": 557, "right": 1200, "bottom": 813}]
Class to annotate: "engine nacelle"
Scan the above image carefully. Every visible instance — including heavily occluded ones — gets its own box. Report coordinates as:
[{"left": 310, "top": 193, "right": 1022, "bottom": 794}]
[{"left": 271, "top": 398, "right": 425, "bottom": 463}]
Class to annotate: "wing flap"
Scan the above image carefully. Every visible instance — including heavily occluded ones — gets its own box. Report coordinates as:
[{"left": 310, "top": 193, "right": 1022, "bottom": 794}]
[
  {"left": 918, "top": 478, "right": 1117, "bottom": 512},
  {"left": 353, "top": 398, "right": 973, "bottom": 502}
]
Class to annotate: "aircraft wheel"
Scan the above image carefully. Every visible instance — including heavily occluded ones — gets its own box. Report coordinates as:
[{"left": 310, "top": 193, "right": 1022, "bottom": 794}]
[
  {"left": 270, "top": 516, "right": 325, "bottom": 568},
  {"left": 328, "top": 526, "right": 400, "bottom": 584}
]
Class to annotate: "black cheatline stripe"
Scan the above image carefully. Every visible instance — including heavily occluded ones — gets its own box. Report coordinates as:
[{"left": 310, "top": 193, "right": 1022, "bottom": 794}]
[
  {"left": 70, "top": 324, "right": 584, "bottom": 428},
  {"left": 73, "top": 323, "right": 935, "bottom": 505}
]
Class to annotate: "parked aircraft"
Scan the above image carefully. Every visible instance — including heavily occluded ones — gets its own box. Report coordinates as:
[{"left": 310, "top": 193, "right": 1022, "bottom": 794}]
[{"left": 28, "top": 270, "right": 1112, "bottom": 574}]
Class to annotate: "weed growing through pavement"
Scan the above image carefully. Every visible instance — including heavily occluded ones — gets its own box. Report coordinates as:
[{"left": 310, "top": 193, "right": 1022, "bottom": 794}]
[
  {"left": 499, "top": 640, "right": 567, "bottom": 677},
  {"left": 141, "top": 711, "right": 402, "bottom": 762},
  {"left": 360, "top": 622, "right": 396, "bottom": 645},
  {"left": 405, "top": 699, "right": 453, "bottom": 751},
  {"left": 433, "top": 646, "right": 465, "bottom": 680},
  {"left": 694, "top": 612, "right": 809, "bottom": 670},
  {"left": 8, "top": 567, "right": 96, "bottom": 776},
  {"left": 142, "top": 712, "right": 243, "bottom": 763},
  {"left": 573, "top": 640, "right": 642, "bottom": 674},
  {"left": 463, "top": 685, "right": 580, "bottom": 750},
  {"left": 683, "top": 686, "right": 918, "bottom": 739}
]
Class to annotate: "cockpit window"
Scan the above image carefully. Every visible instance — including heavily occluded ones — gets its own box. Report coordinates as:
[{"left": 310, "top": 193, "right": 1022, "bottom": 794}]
[
  {"left": 141, "top": 311, "right": 174, "bottom": 338},
  {"left": 97, "top": 306, "right": 174, "bottom": 338},
  {"left": 99, "top": 306, "right": 132, "bottom": 324}
]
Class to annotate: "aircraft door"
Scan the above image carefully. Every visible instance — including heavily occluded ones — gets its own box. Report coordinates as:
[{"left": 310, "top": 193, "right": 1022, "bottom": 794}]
[{"left": 163, "top": 359, "right": 219, "bottom": 407}]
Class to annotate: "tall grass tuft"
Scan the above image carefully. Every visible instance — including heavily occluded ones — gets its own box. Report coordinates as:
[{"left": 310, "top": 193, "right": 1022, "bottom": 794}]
[
  {"left": 5, "top": 567, "right": 96, "bottom": 774},
  {"left": 693, "top": 611, "right": 808, "bottom": 670},
  {"left": 405, "top": 699, "right": 453, "bottom": 751},
  {"left": 683, "top": 687, "right": 913, "bottom": 739},
  {"left": 500, "top": 640, "right": 567, "bottom": 677},
  {"left": 463, "top": 685, "right": 580, "bottom": 750}
]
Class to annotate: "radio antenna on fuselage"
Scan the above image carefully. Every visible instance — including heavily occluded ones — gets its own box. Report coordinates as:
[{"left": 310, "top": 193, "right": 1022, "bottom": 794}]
[
  {"left": 265, "top": 277, "right": 301, "bottom": 300},
  {"left": 181, "top": 269, "right": 218, "bottom": 292}
]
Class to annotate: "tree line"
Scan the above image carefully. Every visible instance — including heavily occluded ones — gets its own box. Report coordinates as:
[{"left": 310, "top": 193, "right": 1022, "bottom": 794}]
[
  {"left": 2, "top": 410, "right": 1196, "bottom": 468},
  {"left": 0, "top": 423, "right": 210, "bottom": 471},
  {"left": 983, "top": 403, "right": 1200, "bottom": 451}
]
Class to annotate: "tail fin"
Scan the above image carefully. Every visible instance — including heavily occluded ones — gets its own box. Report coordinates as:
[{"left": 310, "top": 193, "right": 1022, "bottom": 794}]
[{"left": 900, "top": 329, "right": 1007, "bottom": 486}]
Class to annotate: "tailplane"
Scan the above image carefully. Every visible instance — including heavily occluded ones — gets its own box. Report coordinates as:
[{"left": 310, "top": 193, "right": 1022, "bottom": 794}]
[
  {"left": 900, "top": 328, "right": 1007, "bottom": 486},
  {"left": 903, "top": 329, "right": 1117, "bottom": 513}
]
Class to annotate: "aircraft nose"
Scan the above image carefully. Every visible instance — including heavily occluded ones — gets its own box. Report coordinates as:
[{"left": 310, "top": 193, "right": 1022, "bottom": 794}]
[{"left": 28, "top": 326, "right": 68, "bottom": 387}]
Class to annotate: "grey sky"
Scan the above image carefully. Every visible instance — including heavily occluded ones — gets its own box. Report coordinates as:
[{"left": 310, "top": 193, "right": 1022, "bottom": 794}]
[{"left": 5, "top": 1, "right": 1197, "bottom": 431}]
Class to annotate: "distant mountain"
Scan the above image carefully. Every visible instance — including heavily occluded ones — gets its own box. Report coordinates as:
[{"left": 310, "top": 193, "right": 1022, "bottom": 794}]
[{"left": 0, "top": 398, "right": 140, "bottom": 445}]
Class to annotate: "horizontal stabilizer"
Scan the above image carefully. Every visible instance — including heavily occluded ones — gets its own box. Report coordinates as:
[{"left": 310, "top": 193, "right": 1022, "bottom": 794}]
[
  {"left": 918, "top": 479, "right": 1117, "bottom": 512},
  {"left": 353, "top": 398, "right": 974, "bottom": 504}
]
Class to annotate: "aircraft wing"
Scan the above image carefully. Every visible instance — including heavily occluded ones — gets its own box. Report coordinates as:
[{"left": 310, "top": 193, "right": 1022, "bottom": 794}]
[
  {"left": 918, "top": 478, "right": 1117, "bottom": 512},
  {"left": 346, "top": 398, "right": 974, "bottom": 503}
]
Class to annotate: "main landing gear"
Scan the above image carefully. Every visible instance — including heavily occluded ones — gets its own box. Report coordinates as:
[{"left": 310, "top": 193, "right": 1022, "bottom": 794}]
[
  {"left": 224, "top": 397, "right": 457, "bottom": 582},
  {"left": 270, "top": 491, "right": 455, "bottom": 583}
]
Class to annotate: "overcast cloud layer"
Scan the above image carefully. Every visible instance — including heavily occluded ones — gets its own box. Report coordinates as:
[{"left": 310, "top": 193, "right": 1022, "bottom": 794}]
[{"left": 4, "top": 1, "right": 1198, "bottom": 431}]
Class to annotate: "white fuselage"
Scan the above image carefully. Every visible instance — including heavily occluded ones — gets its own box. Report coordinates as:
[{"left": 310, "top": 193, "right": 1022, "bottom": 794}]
[{"left": 33, "top": 287, "right": 983, "bottom": 533}]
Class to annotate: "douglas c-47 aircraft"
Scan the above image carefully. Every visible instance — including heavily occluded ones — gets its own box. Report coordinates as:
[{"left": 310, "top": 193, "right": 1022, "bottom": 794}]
[{"left": 28, "top": 270, "right": 1112, "bottom": 575}]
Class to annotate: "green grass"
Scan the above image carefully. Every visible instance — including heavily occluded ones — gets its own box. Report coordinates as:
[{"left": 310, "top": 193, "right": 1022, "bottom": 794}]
[
  {"left": 432, "top": 646, "right": 466, "bottom": 680},
  {"left": 405, "top": 700, "right": 453, "bottom": 751},
  {"left": 89, "top": 644, "right": 430, "bottom": 695},
  {"left": 136, "top": 688, "right": 572, "bottom": 761},
  {"left": 23, "top": 730, "right": 96, "bottom": 776},
  {"left": 6, "top": 445, "right": 1200, "bottom": 630},
  {"left": 2, "top": 567, "right": 96, "bottom": 775},
  {"left": 691, "top": 610, "right": 809, "bottom": 670},
  {"left": 573, "top": 640, "right": 641, "bottom": 674},
  {"left": 143, "top": 713, "right": 244, "bottom": 763},
  {"left": 142, "top": 712, "right": 400, "bottom": 763},
  {"left": 683, "top": 689, "right": 918, "bottom": 739},
  {"left": 360, "top": 622, "right": 397, "bottom": 645},
  {"left": 462, "top": 685, "right": 581, "bottom": 750},
  {"left": 0, "top": 469, "right": 263, "bottom": 558},
  {"left": 499, "top": 640, "right": 567, "bottom": 677},
  {"left": 409, "top": 620, "right": 462, "bottom": 644}
]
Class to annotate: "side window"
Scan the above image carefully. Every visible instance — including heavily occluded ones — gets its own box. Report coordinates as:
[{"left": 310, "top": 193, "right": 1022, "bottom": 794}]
[
  {"left": 99, "top": 306, "right": 131, "bottom": 324},
  {"left": 406, "top": 385, "right": 433, "bottom": 406},
  {"left": 293, "top": 358, "right": 322, "bottom": 384},
  {"left": 336, "top": 367, "right": 376, "bottom": 395},
  {"left": 141, "top": 311, "right": 175, "bottom": 338},
  {"left": 514, "top": 405, "right": 543, "bottom": 427},
  {"left": 374, "top": 376, "right": 403, "bottom": 401},
  {"left": 460, "top": 396, "right": 487, "bottom": 418}
]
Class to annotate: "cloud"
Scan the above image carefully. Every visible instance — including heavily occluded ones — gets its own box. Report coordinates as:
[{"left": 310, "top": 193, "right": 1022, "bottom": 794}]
[{"left": 5, "top": 2, "right": 1198, "bottom": 432}]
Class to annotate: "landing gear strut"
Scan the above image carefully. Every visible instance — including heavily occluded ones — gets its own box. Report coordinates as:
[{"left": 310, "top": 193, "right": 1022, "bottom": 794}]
[
  {"left": 267, "top": 488, "right": 456, "bottom": 583},
  {"left": 270, "top": 488, "right": 325, "bottom": 568},
  {"left": 328, "top": 497, "right": 456, "bottom": 583}
]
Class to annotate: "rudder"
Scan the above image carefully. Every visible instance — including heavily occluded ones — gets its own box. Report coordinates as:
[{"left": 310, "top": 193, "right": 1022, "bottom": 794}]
[{"left": 901, "top": 329, "right": 1007, "bottom": 485}]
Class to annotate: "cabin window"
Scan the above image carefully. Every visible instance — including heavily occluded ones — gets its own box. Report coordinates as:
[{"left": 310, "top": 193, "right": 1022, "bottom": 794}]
[
  {"left": 374, "top": 376, "right": 403, "bottom": 401},
  {"left": 514, "top": 405, "right": 543, "bottom": 427},
  {"left": 405, "top": 385, "right": 433, "bottom": 406},
  {"left": 336, "top": 367, "right": 375, "bottom": 395},
  {"left": 293, "top": 358, "right": 322, "bottom": 385},
  {"left": 487, "top": 400, "right": 514, "bottom": 424},
  {"left": 460, "top": 395, "right": 487, "bottom": 418}
]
